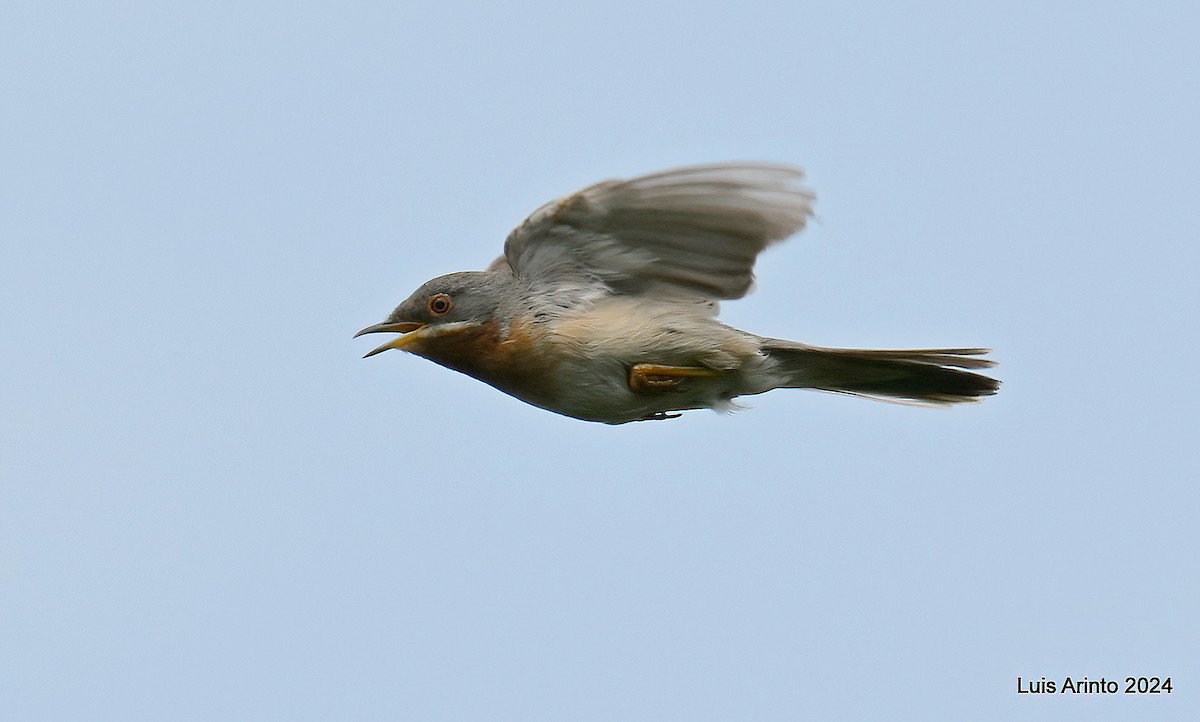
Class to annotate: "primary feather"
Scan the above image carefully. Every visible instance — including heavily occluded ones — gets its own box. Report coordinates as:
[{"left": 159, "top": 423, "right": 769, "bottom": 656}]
[{"left": 503, "top": 163, "right": 815, "bottom": 301}]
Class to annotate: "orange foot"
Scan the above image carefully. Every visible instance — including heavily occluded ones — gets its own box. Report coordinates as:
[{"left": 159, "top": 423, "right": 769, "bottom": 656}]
[{"left": 629, "top": 363, "right": 721, "bottom": 394}]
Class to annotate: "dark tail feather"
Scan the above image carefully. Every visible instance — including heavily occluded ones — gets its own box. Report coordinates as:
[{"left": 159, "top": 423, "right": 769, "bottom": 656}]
[{"left": 763, "top": 344, "right": 1000, "bottom": 405}]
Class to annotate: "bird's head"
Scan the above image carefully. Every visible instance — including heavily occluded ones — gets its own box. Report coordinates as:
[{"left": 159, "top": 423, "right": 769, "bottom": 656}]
[{"left": 355, "top": 271, "right": 516, "bottom": 358}]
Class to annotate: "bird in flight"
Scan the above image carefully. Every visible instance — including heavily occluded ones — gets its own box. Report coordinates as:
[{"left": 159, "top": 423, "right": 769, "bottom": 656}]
[{"left": 357, "top": 163, "right": 998, "bottom": 423}]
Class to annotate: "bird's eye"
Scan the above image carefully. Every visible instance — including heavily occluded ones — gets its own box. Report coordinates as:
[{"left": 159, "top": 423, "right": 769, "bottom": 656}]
[{"left": 427, "top": 293, "right": 453, "bottom": 316}]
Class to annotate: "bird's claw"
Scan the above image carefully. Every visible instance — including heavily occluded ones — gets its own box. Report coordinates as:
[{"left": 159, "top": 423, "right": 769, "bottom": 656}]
[{"left": 640, "top": 411, "right": 683, "bottom": 421}]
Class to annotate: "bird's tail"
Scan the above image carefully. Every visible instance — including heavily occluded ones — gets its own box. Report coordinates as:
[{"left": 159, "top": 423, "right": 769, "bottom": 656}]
[{"left": 762, "top": 342, "right": 999, "bottom": 405}]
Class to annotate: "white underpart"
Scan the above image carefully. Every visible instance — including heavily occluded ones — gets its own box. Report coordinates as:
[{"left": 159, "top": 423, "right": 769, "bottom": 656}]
[{"left": 542, "top": 297, "right": 779, "bottom": 423}]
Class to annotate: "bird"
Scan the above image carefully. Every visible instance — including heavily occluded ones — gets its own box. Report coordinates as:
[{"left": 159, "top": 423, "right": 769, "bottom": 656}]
[{"left": 356, "top": 162, "right": 998, "bottom": 424}]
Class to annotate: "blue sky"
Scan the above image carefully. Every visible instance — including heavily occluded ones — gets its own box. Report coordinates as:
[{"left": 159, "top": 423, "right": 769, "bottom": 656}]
[{"left": 3, "top": 2, "right": 1197, "bottom": 720}]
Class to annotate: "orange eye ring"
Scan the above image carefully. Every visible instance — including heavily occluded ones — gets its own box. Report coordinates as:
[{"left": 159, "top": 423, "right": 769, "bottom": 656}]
[{"left": 427, "top": 293, "right": 453, "bottom": 316}]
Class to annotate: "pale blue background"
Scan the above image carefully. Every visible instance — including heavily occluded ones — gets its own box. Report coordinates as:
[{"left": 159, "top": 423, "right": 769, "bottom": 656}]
[{"left": 3, "top": 2, "right": 1197, "bottom": 720}]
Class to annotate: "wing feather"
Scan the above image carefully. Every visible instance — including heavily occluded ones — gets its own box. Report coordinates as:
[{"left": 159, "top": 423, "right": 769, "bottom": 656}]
[{"left": 503, "top": 163, "right": 814, "bottom": 300}]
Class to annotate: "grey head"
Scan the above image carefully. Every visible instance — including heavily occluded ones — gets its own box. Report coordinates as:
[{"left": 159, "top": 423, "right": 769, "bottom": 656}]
[{"left": 354, "top": 270, "right": 520, "bottom": 357}]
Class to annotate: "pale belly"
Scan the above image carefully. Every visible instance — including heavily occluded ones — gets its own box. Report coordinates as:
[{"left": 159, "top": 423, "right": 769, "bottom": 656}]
[
  {"left": 507, "top": 311, "right": 779, "bottom": 424},
  {"left": 534, "top": 353, "right": 745, "bottom": 423}
]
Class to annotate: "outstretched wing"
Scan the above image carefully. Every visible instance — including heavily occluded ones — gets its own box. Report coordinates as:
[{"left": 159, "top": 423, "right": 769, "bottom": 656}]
[{"left": 502, "top": 163, "right": 815, "bottom": 300}]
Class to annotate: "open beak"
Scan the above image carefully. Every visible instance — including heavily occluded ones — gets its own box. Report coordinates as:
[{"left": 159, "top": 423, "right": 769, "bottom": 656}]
[{"left": 354, "top": 321, "right": 426, "bottom": 358}]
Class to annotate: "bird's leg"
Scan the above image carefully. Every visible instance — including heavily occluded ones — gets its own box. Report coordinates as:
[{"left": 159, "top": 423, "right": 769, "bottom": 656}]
[{"left": 628, "top": 363, "right": 721, "bottom": 393}]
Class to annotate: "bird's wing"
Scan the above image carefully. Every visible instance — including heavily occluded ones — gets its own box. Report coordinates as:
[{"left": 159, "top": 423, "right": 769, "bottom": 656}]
[{"left": 502, "top": 163, "right": 815, "bottom": 301}]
